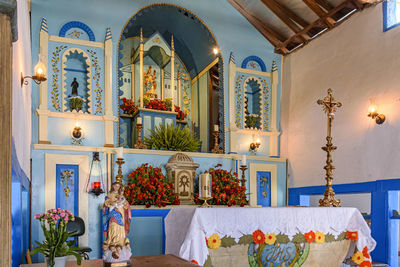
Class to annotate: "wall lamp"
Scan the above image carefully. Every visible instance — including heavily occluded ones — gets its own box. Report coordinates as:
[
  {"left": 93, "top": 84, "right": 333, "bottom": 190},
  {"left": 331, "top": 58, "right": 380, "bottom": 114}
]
[
  {"left": 249, "top": 138, "right": 261, "bottom": 154},
  {"left": 368, "top": 103, "right": 385, "bottom": 125},
  {"left": 21, "top": 56, "right": 47, "bottom": 86}
]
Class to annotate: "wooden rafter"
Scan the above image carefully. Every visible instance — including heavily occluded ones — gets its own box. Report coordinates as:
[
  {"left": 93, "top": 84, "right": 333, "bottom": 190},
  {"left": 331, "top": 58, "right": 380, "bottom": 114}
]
[
  {"left": 303, "top": 0, "right": 336, "bottom": 28},
  {"left": 228, "top": 0, "right": 290, "bottom": 53},
  {"left": 315, "top": 0, "right": 334, "bottom": 11}
]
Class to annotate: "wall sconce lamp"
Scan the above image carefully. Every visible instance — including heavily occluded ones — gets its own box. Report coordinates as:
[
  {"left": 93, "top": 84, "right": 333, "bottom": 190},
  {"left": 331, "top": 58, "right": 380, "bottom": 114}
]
[
  {"left": 86, "top": 152, "right": 105, "bottom": 196},
  {"left": 368, "top": 103, "right": 385, "bottom": 125},
  {"left": 249, "top": 138, "right": 261, "bottom": 154},
  {"left": 21, "top": 56, "right": 47, "bottom": 86},
  {"left": 72, "top": 121, "right": 82, "bottom": 139}
]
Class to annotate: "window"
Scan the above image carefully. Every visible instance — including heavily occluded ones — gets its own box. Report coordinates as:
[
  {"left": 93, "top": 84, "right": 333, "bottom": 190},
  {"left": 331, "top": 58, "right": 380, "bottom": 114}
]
[{"left": 383, "top": 0, "right": 400, "bottom": 31}]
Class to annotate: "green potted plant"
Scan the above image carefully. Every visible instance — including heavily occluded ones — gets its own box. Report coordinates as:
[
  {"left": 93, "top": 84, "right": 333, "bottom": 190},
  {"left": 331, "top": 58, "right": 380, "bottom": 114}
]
[
  {"left": 69, "top": 97, "right": 84, "bottom": 112},
  {"left": 31, "top": 208, "right": 82, "bottom": 267}
]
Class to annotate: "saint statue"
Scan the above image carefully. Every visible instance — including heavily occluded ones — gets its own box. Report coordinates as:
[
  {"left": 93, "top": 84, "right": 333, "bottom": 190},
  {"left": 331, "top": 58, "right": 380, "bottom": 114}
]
[
  {"left": 144, "top": 66, "right": 157, "bottom": 99},
  {"left": 102, "top": 182, "right": 132, "bottom": 264},
  {"left": 71, "top": 78, "right": 79, "bottom": 95}
]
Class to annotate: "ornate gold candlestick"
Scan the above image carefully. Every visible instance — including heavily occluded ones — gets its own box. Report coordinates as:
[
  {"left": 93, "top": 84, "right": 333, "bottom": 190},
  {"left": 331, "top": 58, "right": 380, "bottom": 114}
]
[
  {"left": 134, "top": 123, "right": 146, "bottom": 149},
  {"left": 240, "top": 165, "right": 248, "bottom": 188},
  {"left": 115, "top": 157, "right": 125, "bottom": 184},
  {"left": 199, "top": 197, "right": 212, "bottom": 207},
  {"left": 317, "top": 89, "right": 341, "bottom": 207},
  {"left": 211, "top": 130, "right": 223, "bottom": 154}
]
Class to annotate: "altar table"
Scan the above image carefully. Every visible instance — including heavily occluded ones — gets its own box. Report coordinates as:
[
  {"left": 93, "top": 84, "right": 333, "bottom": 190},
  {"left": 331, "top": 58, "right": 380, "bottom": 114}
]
[
  {"left": 165, "top": 207, "right": 376, "bottom": 267},
  {"left": 20, "top": 254, "right": 196, "bottom": 267}
]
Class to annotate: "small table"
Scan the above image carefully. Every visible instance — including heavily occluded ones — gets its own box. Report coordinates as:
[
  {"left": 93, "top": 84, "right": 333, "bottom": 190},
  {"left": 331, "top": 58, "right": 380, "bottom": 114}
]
[{"left": 20, "top": 254, "right": 196, "bottom": 267}]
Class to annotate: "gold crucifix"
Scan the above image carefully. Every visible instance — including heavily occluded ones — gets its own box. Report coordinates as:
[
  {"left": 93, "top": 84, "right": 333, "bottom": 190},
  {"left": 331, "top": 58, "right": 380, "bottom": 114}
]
[{"left": 317, "top": 89, "right": 341, "bottom": 207}]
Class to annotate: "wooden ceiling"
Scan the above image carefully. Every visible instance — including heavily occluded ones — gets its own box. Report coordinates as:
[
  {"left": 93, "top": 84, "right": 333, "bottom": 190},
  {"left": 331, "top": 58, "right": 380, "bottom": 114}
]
[{"left": 228, "top": 0, "right": 381, "bottom": 55}]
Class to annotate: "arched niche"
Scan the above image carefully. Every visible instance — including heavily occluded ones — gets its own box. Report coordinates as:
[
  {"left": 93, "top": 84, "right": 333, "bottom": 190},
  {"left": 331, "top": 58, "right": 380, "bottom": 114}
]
[
  {"left": 243, "top": 77, "right": 263, "bottom": 130},
  {"left": 61, "top": 48, "right": 92, "bottom": 114},
  {"left": 117, "top": 3, "right": 224, "bottom": 153}
]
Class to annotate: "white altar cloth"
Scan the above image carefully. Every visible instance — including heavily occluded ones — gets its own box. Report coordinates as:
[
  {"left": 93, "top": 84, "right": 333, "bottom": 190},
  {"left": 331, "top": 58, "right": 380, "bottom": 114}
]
[{"left": 165, "top": 206, "right": 376, "bottom": 265}]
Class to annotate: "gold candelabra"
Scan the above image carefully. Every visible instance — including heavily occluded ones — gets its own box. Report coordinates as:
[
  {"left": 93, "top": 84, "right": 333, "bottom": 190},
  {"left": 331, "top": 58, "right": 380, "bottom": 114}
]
[
  {"left": 317, "top": 88, "right": 341, "bottom": 207},
  {"left": 211, "top": 130, "right": 223, "bottom": 154},
  {"left": 240, "top": 165, "right": 248, "bottom": 188},
  {"left": 115, "top": 158, "right": 125, "bottom": 184},
  {"left": 134, "top": 124, "right": 146, "bottom": 149}
]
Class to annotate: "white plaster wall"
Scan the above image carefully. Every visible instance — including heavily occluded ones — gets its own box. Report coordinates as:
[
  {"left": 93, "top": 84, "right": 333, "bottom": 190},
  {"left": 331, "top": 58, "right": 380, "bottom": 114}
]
[
  {"left": 282, "top": 3, "right": 400, "bottom": 188},
  {"left": 12, "top": 0, "right": 31, "bottom": 176}
]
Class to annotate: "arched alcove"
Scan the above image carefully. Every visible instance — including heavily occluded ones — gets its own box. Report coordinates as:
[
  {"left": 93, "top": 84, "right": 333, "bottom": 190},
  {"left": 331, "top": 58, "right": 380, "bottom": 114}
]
[{"left": 117, "top": 3, "right": 224, "bottom": 153}]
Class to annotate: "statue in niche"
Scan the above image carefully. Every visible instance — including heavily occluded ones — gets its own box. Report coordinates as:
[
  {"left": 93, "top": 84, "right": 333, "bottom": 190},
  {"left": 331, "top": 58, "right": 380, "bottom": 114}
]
[
  {"left": 71, "top": 77, "right": 79, "bottom": 95},
  {"left": 102, "top": 182, "right": 132, "bottom": 265},
  {"left": 144, "top": 66, "right": 157, "bottom": 99}
]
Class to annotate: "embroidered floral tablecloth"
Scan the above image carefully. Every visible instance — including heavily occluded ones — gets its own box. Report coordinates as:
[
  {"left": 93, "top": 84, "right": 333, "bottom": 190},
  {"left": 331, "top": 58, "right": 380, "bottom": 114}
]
[{"left": 165, "top": 206, "right": 376, "bottom": 266}]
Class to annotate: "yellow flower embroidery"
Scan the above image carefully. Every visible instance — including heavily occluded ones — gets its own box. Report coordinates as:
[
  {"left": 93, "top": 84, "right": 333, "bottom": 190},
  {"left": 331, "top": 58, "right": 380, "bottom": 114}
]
[
  {"left": 207, "top": 234, "right": 221, "bottom": 249},
  {"left": 315, "top": 231, "right": 325, "bottom": 244},
  {"left": 265, "top": 233, "right": 276, "bottom": 245},
  {"left": 352, "top": 251, "right": 364, "bottom": 265}
]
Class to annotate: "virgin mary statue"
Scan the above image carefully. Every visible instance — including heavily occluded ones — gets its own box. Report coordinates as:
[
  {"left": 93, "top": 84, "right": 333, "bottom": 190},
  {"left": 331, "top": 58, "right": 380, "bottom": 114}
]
[{"left": 102, "top": 182, "right": 132, "bottom": 263}]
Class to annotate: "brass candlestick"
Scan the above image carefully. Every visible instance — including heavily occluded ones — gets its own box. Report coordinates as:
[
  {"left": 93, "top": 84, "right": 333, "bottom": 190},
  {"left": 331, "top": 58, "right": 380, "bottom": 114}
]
[
  {"left": 115, "top": 158, "right": 125, "bottom": 184},
  {"left": 317, "top": 88, "right": 341, "bottom": 207},
  {"left": 134, "top": 124, "right": 146, "bottom": 149},
  {"left": 211, "top": 130, "right": 223, "bottom": 154},
  {"left": 199, "top": 197, "right": 212, "bottom": 207},
  {"left": 240, "top": 165, "right": 248, "bottom": 188}
]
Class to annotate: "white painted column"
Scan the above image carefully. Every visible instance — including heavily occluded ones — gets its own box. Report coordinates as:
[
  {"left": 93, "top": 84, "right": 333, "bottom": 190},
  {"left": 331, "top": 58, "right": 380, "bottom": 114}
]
[
  {"left": 104, "top": 28, "right": 114, "bottom": 147},
  {"left": 178, "top": 78, "right": 181, "bottom": 107},
  {"left": 170, "top": 36, "right": 175, "bottom": 110},
  {"left": 161, "top": 68, "right": 164, "bottom": 100},
  {"left": 270, "top": 61, "right": 279, "bottom": 156},
  {"left": 37, "top": 18, "right": 50, "bottom": 144},
  {"left": 131, "top": 63, "right": 135, "bottom": 101},
  {"left": 139, "top": 29, "right": 144, "bottom": 108},
  {"left": 228, "top": 53, "right": 237, "bottom": 153}
]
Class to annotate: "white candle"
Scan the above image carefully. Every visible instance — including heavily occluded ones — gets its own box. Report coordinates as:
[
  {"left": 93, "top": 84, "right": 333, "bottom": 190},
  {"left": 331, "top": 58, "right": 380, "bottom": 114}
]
[
  {"left": 241, "top": 155, "right": 247, "bottom": 166},
  {"left": 214, "top": 124, "right": 219, "bottom": 132},
  {"left": 117, "top": 147, "right": 124, "bottom": 159},
  {"left": 137, "top": 116, "right": 142, "bottom": 125},
  {"left": 199, "top": 173, "right": 211, "bottom": 198}
]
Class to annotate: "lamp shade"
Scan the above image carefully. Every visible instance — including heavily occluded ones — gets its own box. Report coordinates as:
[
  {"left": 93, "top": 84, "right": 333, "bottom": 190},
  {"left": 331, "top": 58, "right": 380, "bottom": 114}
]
[
  {"left": 87, "top": 152, "right": 105, "bottom": 196},
  {"left": 33, "top": 56, "right": 47, "bottom": 81}
]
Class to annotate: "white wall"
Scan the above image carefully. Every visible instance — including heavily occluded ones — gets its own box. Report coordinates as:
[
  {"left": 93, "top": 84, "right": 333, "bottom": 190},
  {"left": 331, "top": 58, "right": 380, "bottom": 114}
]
[
  {"left": 282, "top": 3, "right": 400, "bottom": 188},
  {"left": 12, "top": 0, "right": 31, "bottom": 176}
]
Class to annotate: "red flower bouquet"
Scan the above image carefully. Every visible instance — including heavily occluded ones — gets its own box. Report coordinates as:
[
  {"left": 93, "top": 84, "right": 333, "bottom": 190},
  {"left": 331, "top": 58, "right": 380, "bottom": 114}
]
[
  {"left": 175, "top": 106, "right": 187, "bottom": 120},
  {"left": 124, "top": 163, "right": 180, "bottom": 208},
  {"left": 120, "top": 97, "right": 138, "bottom": 115},
  {"left": 145, "top": 99, "right": 168, "bottom": 111},
  {"left": 194, "top": 164, "right": 248, "bottom": 206}
]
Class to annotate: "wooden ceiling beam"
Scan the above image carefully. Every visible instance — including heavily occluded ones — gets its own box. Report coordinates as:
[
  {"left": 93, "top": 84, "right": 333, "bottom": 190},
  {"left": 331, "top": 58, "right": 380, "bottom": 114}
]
[
  {"left": 303, "top": 0, "right": 336, "bottom": 28},
  {"left": 315, "top": 0, "right": 334, "bottom": 11},
  {"left": 260, "top": 0, "right": 311, "bottom": 41},
  {"left": 228, "top": 0, "right": 290, "bottom": 54}
]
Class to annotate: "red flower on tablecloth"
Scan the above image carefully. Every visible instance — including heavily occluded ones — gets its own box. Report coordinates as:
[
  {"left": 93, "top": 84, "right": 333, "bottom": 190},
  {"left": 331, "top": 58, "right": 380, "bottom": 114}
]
[
  {"left": 304, "top": 231, "right": 315, "bottom": 243},
  {"left": 359, "top": 261, "right": 372, "bottom": 267},
  {"left": 252, "top": 230, "right": 265, "bottom": 244},
  {"left": 346, "top": 231, "right": 358, "bottom": 241},
  {"left": 191, "top": 259, "right": 199, "bottom": 265},
  {"left": 362, "top": 246, "right": 370, "bottom": 259}
]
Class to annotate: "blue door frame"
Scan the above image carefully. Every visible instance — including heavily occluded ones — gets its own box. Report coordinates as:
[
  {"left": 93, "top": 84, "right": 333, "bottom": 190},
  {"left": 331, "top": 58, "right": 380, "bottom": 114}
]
[{"left": 289, "top": 179, "right": 400, "bottom": 266}]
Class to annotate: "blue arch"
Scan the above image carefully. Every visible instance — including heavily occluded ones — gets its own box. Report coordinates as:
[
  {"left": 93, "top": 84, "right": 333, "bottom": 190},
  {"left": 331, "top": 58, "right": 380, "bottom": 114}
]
[
  {"left": 59, "top": 21, "right": 96, "bottom": 41},
  {"left": 241, "top": 56, "right": 266, "bottom": 72}
]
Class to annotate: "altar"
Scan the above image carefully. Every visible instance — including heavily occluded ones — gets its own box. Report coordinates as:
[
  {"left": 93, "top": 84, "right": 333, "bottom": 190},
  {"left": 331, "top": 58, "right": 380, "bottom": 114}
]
[{"left": 165, "top": 207, "right": 376, "bottom": 267}]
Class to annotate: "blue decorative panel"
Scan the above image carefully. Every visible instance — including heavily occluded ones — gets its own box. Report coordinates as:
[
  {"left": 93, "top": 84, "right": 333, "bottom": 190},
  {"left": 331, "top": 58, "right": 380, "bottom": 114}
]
[
  {"left": 129, "top": 217, "right": 164, "bottom": 256},
  {"left": 56, "top": 164, "right": 79, "bottom": 216},
  {"left": 241, "top": 56, "right": 266, "bottom": 72},
  {"left": 257, "top": 171, "right": 271, "bottom": 207},
  {"left": 59, "top": 21, "right": 96, "bottom": 41},
  {"left": 260, "top": 77, "right": 271, "bottom": 131},
  {"left": 86, "top": 49, "right": 104, "bottom": 115},
  {"left": 49, "top": 45, "right": 68, "bottom": 112},
  {"left": 234, "top": 74, "right": 245, "bottom": 128}
]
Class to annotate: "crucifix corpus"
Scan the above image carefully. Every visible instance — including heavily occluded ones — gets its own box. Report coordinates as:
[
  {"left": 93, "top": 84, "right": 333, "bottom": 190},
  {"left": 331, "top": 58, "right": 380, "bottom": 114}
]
[{"left": 317, "top": 88, "right": 342, "bottom": 207}]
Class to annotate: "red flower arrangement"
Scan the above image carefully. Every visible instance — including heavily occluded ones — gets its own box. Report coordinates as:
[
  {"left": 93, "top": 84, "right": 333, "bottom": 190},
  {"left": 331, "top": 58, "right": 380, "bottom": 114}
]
[
  {"left": 362, "top": 246, "right": 370, "bottom": 259},
  {"left": 194, "top": 164, "right": 248, "bottom": 206},
  {"left": 146, "top": 99, "right": 168, "bottom": 111},
  {"left": 175, "top": 106, "right": 187, "bottom": 120},
  {"left": 120, "top": 97, "right": 138, "bottom": 115},
  {"left": 124, "top": 163, "right": 180, "bottom": 208}
]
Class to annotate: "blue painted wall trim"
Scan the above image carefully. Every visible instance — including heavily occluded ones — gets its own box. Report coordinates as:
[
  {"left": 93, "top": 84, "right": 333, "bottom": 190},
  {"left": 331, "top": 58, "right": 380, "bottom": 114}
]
[
  {"left": 289, "top": 179, "right": 400, "bottom": 266},
  {"left": 241, "top": 55, "right": 266, "bottom": 72},
  {"left": 59, "top": 21, "right": 96, "bottom": 41}
]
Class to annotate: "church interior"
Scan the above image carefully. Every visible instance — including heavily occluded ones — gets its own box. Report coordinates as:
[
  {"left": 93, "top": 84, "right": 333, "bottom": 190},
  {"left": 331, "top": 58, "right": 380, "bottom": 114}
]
[{"left": 2, "top": 0, "right": 400, "bottom": 266}]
